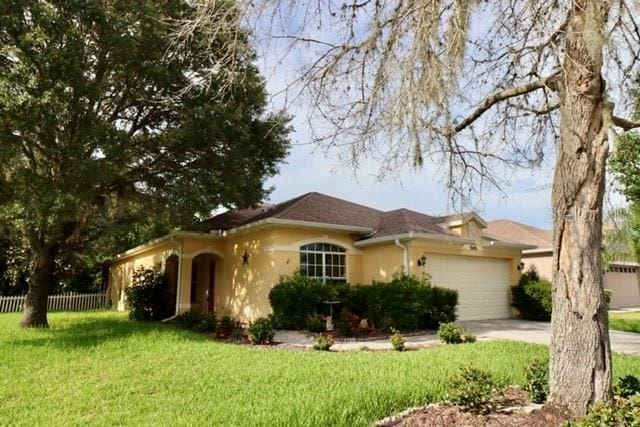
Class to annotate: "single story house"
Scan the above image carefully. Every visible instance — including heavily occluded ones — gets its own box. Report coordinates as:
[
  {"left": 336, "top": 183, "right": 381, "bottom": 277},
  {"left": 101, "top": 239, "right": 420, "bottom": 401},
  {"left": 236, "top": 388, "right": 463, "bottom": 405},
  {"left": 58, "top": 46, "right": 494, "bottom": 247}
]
[
  {"left": 485, "top": 219, "right": 640, "bottom": 309},
  {"left": 108, "top": 192, "right": 531, "bottom": 322}
]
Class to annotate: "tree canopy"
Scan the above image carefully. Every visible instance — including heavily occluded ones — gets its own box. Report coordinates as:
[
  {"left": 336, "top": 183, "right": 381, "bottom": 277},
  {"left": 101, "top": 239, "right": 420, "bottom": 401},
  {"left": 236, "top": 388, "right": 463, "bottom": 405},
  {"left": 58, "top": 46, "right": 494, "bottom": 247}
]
[{"left": 0, "top": 0, "right": 291, "bottom": 326}]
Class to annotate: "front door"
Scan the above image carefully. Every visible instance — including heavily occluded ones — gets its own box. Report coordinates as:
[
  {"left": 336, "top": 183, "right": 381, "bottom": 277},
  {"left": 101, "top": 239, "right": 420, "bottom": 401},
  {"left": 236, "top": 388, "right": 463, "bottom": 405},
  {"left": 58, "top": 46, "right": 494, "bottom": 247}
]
[{"left": 207, "top": 260, "right": 216, "bottom": 313}]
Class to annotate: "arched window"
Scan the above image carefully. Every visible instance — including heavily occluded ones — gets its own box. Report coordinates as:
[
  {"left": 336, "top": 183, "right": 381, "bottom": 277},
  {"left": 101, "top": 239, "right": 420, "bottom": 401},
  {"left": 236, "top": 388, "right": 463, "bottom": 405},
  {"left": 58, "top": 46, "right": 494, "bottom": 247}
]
[{"left": 300, "top": 243, "right": 347, "bottom": 283}]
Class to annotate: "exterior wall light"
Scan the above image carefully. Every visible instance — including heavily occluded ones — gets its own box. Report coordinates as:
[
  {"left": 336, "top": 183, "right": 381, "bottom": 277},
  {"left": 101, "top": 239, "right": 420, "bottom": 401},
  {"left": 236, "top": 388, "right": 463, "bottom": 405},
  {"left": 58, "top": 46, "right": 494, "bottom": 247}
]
[
  {"left": 242, "top": 250, "right": 250, "bottom": 265},
  {"left": 417, "top": 254, "right": 427, "bottom": 267}
]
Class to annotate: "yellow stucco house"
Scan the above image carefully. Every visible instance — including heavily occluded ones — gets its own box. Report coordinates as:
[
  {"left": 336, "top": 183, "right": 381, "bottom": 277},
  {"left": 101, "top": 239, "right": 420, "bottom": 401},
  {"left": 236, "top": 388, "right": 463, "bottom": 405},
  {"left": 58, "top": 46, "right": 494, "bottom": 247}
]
[
  {"left": 108, "top": 192, "right": 531, "bottom": 322},
  {"left": 485, "top": 219, "right": 640, "bottom": 309}
]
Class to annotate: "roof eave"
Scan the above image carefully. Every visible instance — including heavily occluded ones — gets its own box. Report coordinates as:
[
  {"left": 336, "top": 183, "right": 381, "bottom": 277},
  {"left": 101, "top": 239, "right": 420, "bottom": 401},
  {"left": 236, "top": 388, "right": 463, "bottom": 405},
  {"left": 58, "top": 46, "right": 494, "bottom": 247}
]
[
  {"left": 223, "top": 217, "right": 374, "bottom": 236},
  {"left": 523, "top": 247, "right": 554, "bottom": 255},
  {"left": 354, "top": 232, "right": 475, "bottom": 247},
  {"left": 486, "top": 240, "right": 538, "bottom": 250},
  {"left": 109, "top": 231, "right": 222, "bottom": 263}
]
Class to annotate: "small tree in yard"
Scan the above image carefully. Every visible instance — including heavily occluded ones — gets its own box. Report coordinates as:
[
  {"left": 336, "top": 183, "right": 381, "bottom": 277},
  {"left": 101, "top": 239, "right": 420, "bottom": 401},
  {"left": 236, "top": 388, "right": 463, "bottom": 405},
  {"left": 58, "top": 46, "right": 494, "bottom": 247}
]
[
  {"left": 175, "top": 0, "right": 640, "bottom": 417},
  {"left": 0, "top": 0, "right": 290, "bottom": 327}
]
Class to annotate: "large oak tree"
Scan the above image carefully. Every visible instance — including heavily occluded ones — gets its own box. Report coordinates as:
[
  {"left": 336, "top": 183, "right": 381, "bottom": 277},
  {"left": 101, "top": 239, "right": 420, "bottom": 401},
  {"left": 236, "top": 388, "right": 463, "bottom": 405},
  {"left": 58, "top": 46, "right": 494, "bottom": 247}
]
[
  {"left": 0, "top": 0, "right": 290, "bottom": 328},
  {"left": 176, "top": 0, "right": 640, "bottom": 416}
]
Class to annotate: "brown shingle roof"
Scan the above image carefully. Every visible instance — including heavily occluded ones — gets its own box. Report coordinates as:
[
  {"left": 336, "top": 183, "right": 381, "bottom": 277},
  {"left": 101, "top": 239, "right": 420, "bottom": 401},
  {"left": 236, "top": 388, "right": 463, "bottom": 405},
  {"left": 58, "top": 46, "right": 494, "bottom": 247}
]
[
  {"left": 193, "top": 192, "right": 465, "bottom": 239},
  {"left": 484, "top": 219, "right": 552, "bottom": 249},
  {"left": 374, "top": 209, "right": 450, "bottom": 237}
]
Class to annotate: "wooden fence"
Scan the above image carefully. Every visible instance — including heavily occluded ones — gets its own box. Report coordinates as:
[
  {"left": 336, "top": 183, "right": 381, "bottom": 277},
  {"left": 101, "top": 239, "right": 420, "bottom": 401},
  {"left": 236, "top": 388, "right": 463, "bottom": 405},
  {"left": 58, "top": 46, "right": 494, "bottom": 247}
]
[{"left": 0, "top": 292, "right": 109, "bottom": 313}]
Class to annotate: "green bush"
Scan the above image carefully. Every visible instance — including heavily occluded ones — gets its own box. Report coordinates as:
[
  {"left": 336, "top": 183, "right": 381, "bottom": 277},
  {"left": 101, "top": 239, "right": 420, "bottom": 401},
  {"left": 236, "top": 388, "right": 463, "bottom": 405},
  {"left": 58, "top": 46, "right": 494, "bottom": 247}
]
[
  {"left": 390, "top": 330, "right": 407, "bottom": 351},
  {"left": 427, "top": 286, "right": 459, "bottom": 326},
  {"left": 229, "top": 326, "right": 245, "bottom": 343},
  {"left": 524, "top": 358, "right": 549, "bottom": 403},
  {"left": 175, "top": 312, "right": 216, "bottom": 333},
  {"left": 125, "top": 267, "right": 174, "bottom": 321},
  {"left": 511, "top": 267, "right": 552, "bottom": 321},
  {"left": 438, "top": 323, "right": 475, "bottom": 344},
  {"left": 268, "top": 272, "right": 346, "bottom": 329},
  {"left": 462, "top": 330, "right": 477, "bottom": 343},
  {"left": 334, "top": 310, "right": 360, "bottom": 337},
  {"left": 570, "top": 395, "right": 640, "bottom": 427},
  {"left": 447, "top": 366, "right": 498, "bottom": 411},
  {"left": 269, "top": 273, "right": 458, "bottom": 333},
  {"left": 313, "top": 334, "right": 334, "bottom": 351},
  {"left": 306, "top": 314, "right": 326, "bottom": 333},
  {"left": 249, "top": 317, "right": 275, "bottom": 345},
  {"left": 217, "top": 316, "right": 239, "bottom": 339},
  {"left": 604, "top": 289, "right": 613, "bottom": 308},
  {"left": 616, "top": 375, "right": 640, "bottom": 398}
]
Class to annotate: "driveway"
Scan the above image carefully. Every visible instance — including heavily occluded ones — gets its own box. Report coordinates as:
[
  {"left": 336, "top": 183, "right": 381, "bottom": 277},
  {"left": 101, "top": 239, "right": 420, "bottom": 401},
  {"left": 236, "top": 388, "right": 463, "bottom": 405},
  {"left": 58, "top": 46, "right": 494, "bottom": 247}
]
[
  {"left": 460, "top": 319, "right": 640, "bottom": 355},
  {"left": 275, "top": 318, "right": 640, "bottom": 354}
]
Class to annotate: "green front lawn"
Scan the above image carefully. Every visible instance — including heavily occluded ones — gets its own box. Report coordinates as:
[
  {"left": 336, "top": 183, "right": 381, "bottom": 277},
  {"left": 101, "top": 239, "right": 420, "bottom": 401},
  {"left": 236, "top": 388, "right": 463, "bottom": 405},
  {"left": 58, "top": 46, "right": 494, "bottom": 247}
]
[
  {"left": 1, "top": 312, "right": 639, "bottom": 426},
  {"left": 610, "top": 311, "right": 640, "bottom": 333}
]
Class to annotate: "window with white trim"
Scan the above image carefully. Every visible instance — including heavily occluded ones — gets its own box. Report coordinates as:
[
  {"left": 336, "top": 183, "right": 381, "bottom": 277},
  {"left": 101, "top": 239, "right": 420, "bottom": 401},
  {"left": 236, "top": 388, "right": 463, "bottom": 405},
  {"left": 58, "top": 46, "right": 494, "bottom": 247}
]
[{"left": 299, "top": 243, "right": 347, "bottom": 282}]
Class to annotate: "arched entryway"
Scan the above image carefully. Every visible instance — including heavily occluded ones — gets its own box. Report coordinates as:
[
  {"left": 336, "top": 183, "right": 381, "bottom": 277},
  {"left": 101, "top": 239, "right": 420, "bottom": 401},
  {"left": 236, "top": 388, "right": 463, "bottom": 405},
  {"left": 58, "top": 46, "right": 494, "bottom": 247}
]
[{"left": 190, "top": 253, "right": 219, "bottom": 314}]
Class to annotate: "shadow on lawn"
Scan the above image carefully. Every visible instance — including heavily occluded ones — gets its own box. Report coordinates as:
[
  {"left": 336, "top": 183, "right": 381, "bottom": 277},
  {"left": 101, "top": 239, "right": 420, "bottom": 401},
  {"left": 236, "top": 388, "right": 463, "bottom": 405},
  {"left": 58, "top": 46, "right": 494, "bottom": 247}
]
[{"left": 8, "top": 315, "right": 205, "bottom": 350}]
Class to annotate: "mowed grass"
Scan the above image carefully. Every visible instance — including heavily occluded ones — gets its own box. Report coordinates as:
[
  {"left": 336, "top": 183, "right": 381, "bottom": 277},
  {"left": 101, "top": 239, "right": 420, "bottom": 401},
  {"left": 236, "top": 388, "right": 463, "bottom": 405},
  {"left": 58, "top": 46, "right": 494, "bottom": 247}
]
[
  {"left": 610, "top": 311, "right": 640, "bottom": 333},
  {"left": 1, "top": 312, "right": 639, "bottom": 427}
]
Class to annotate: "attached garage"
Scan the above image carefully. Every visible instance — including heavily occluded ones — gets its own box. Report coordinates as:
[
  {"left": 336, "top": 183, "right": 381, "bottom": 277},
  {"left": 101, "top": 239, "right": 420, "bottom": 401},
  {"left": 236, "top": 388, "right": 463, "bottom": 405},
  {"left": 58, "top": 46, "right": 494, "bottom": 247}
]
[
  {"left": 605, "top": 265, "right": 640, "bottom": 309},
  {"left": 425, "top": 254, "right": 512, "bottom": 321}
]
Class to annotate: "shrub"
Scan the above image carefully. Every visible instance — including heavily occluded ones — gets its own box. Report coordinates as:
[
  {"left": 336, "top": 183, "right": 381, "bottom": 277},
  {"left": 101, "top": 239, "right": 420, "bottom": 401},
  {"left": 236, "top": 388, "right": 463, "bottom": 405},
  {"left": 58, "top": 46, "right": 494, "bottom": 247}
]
[
  {"left": 335, "top": 310, "right": 360, "bottom": 337},
  {"left": 249, "top": 317, "right": 275, "bottom": 344},
  {"left": 217, "top": 316, "right": 238, "bottom": 339},
  {"left": 175, "top": 312, "right": 216, "bottom": 333},
  {"left": 570, "top": 395, "right": 640, "bottom": 427},
  {"left": 427, "top": 286, "right": 458, "bottom": 327},
  {"left": 524, "top": 358, "right": 549, "bottom": 403},
  {"left": 269, "top": 273, "right": 458, "bottom": 333},
  {"left": 125, "top": 267, "right": 174, "bottom": 321},
  {"left": 462, "top": 330, "right": 477, "bottom": 343},
  {"left": 615, "top": 375, "right": 640, "bottom": 398},
  {"left": 604, "top": 289, "right": 612, "bottom": 308},
  {"left": 511, "top": 267, "right": 552, "bottom": 321},
  {"left": 306, "top": 314, "right": 326, "bottom": 333},
  {"left": 448, "top": 366, "right": 498, "bottom": 411},
  {"left": 268, "top": 272, "right": 345, "bottom": 329},
  {"left": 390, "top": 329, "right": 407, "bottom": 351},
  {"left": 230, "top": 326, "right": 245, "bottom": 343},
  {"left": 438, "top": 323, "right": 463, "bottom": 343},
  {"left": 437, "top": 323, "right": 475, "bottom": 344},
  {"left": 313, "top": 334, "right": 334, "bottom": 351}
]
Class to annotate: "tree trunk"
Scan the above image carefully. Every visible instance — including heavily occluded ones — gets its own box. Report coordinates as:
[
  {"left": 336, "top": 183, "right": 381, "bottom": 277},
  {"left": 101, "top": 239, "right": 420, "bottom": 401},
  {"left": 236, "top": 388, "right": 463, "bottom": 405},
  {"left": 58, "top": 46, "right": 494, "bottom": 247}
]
[
  {"left": 20, "top": 243, "right": 58, "bottom": 328},
  {"left": 549, "top": 0, "right": 612, "bottom": 417}
]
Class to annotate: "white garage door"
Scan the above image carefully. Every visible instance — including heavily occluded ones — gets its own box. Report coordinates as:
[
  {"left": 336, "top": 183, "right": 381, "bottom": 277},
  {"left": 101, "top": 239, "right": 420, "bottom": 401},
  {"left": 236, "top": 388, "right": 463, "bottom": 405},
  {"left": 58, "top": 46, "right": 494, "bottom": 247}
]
[
  {"left": 425, "top": 254, "right": 512, "bottom": 321},
  {"left": 605, "top": 270, "right": 640, "bottom": 309}
]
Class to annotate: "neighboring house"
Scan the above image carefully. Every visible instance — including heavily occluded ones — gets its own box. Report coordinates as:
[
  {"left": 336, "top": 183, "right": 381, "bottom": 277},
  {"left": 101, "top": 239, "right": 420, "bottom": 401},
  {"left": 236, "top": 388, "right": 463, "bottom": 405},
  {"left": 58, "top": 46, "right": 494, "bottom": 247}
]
[
  {"left": 485, "top": 219, "right": 640, "bottom": 309},
  {"left": 108, "top": 192, "right": 531, "bottom": 322}
]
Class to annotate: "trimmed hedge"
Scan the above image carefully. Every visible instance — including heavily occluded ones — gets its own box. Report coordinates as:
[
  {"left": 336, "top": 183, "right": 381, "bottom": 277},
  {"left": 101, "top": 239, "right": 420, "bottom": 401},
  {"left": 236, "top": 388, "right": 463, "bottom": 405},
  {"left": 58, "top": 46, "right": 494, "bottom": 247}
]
[
  {"left": 511, "top": 267, "right": 552, "bottom": 321},
  {"left": 512, "top": 267, "right": 613, "bottom": 321},
  {"left": 268, "top": 273, "right": 457, "bottom": 332},
  {"left": 268, "top": 273, "right": 348, "bottom": 329}
]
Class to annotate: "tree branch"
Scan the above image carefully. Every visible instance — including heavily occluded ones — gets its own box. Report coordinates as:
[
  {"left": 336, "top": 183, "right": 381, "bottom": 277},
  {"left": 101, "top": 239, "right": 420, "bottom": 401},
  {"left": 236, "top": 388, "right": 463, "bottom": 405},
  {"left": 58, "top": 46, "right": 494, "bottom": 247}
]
[
  {"left": 612, "top": 115, "right": 640, "bottom": 131},
  {"left": 446, "top": 72, "right": 559, "bottom": 137}
]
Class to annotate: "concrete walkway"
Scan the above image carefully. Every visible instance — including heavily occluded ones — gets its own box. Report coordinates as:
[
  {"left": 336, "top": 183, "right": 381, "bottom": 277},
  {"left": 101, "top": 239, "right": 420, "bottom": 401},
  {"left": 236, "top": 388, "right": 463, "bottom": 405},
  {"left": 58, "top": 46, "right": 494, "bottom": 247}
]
[{"left": 274, "top": 318, "right": 640, "bottom": 355}]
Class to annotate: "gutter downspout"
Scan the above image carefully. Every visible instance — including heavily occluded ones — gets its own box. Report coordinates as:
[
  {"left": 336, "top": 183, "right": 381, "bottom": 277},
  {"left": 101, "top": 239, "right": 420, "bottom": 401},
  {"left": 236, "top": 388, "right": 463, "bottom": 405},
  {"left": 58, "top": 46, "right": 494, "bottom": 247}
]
[
  {"left": 395, "top": 238, "right": 409, "bottom": 275},
  {"left": 162, "top": 235, "right": 183, "bottom": 322}
]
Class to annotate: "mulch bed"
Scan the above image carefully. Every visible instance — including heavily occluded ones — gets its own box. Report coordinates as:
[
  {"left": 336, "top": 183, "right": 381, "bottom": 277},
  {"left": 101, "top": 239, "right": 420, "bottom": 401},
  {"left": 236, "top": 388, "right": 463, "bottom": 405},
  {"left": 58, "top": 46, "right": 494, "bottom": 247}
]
[{"left": 378, "top": 387, "right": 572, "bottom": 427}]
